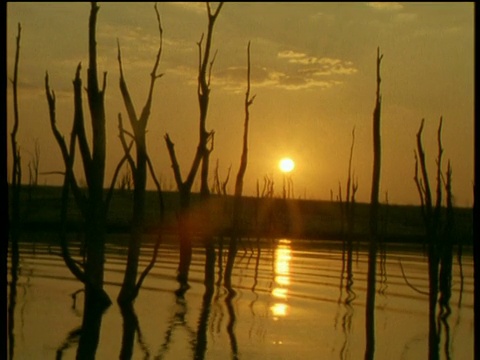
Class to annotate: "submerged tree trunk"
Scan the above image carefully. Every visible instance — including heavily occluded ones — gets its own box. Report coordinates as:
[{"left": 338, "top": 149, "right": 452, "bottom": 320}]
[
  {"left": 76, "top": 299, "right": 105, "bottom": 360},
  {"left": 116, "top": 3, "right": 164, "bottom": 305},
  {"left": 177, "top": 187, "right": 193, "bottom": 289},
  {"left": 225, "top": 41, "right": 255, "bottom": 291},
  {"left": 45, "top": 1, "right": 112, "bottom": 311},
  {"left": 365, "top": 47, "right": 383, "bottom": 360},
  {"left": 413, "top": 117, "right": 450, "bottom": 360},
  {"left": 164, "top": 3, "right": 224, "bottom": 289},
  {"left": 8, "top": 24, "right": 22, "bottom": 360}
]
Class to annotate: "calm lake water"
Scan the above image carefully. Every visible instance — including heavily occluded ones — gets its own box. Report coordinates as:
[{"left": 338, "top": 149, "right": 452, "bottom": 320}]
[{"left": 7, "top": 234, "right": 474, "bottom": 359}]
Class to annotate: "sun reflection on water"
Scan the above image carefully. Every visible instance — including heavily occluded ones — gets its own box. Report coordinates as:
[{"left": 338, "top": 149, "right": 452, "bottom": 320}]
[{"left": 271, "top": 239, "right": 292, "bottom": 318}]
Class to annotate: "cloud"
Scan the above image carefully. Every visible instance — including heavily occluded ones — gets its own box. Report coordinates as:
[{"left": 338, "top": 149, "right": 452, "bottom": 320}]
[
  {"left": 274, "top": 78, "right": 342, "bottom": 91},
  {"left": 169, "top": 2, "right": 206, "bottom": 14},
  {"left": 210, "top": 62, "right": 347, "bottom": 92},
  {"left": 277, "top": 51, "right": 358, "bottom": 76},
  {"left": 278, "top": 50, "right": 308, "bottom": 60},
  {"left": 367, "top": 2, "right": 403, "bottom": 11},
  {"left": 207, "top": 49, "right": 357, "bottom": 93},
  {"left": 160, "top": 47, "right": 357, "bottom": 93}
]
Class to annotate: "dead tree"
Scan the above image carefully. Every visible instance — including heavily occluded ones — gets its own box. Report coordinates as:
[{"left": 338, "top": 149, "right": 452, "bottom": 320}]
[
  {"left": 45, "top": 2, "right": 117, "bottom": 308},
  {"left": 438, "top": 160, "right": 454, "bottom": 349},
  {"left": 413, "top": 116, "right": 451, "bottom": 360},
  {"left": 8, "top": 22, "right": 22, "bottom": 360},
  {"left": 9, "top": 22, "right": 22, "bottom": 258},
  {"left": 164, "top": 2, "right": 224, "bottom": 289},
  {"left": 116, "top": 2, "right": 164, "bottom": 305},
  {"left": 211, "top": 159, "right": 231, "bottom": 196},
  {"left": 338, "top": 126, "right": 358, "bottom": 298},
  {"left": 224, "top": 41, "right": 255, "bottom": 291},
  {"left": 365, "top": 47, "right": 383, "bottom": 360}
]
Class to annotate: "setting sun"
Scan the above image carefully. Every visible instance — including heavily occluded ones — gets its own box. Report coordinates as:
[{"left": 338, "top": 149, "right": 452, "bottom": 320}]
[{"left": 279, "top": 157, "right": 295, "bottom": 173}]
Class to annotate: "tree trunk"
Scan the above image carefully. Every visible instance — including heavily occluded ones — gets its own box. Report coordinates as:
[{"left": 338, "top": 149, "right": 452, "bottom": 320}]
[
  {"left": 117, "top": 143, "right": 147, "bottom": 304},
  {"left": 116, "top": 4, "right": 163, "bottom": 304},
  {"left": 177, "top": 187, "right": 193, "bottom": 289},
  {"left": 365, "top": 47, "right": 383, "bottom": 360},
  {"left": 225, "top": 41, "right": 255, "bottom": 290},
  {"left": 164, "top": 3, "right": 224, "bottom": 290}
]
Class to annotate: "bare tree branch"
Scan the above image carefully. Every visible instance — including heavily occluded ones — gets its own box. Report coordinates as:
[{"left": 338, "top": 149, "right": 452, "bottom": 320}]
[
  {"left": 413, "top": 150, "right": 427, "bottom": 222},
  {"left": 139, "top": 2, "right": 164, "bottom": 128},
  {"left": 105, "top": 139, "right": 133, "bottom": 211},
  {"left": 10, "top": 23, "right": 22, "bottom": 188},
  {"left": 434, "top": 117, "right": 444, "bottom": 223},
  {"left": 416, "top": 118, "right": 433, "bottom": 220},
  {"left": 164, "top": 133, "right": 185, "bottom": 189},
  {"left": 117, "top": 40, "right": 139, "bottom": 133},
  {"left": 146, "top": 154, "right": 165, "bottom": 216},
  {"left": 73, "top": 63, "right": 93, "bottom": 188},
  {"left": 234, "top": 41, "right": 255, "bottom": 198},
  {"left": 45, "top": 72, "right": 87, "bottom": 215},
  {"left": 118, "top": 113, "right": 136, "bottom": 173}
]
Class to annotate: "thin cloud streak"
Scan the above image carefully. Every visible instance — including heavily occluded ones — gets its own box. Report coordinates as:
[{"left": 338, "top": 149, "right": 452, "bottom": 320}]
[{"left": 367, "top": 2, "right": 404, "bottom": 11}]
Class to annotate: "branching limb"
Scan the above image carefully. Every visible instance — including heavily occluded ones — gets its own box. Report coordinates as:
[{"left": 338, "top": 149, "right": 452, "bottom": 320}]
[
  {"left": 117, "top": 40, "right": 139, "bottom": 133},
  {"left": 222, "top": 165, "right": 232, "bottom": 196},
  {"left": 10, "top": 23, "right": 22, "bottom": 188},
  {"left": 134, "top": 234, "right": 162, "bottom": 296},
  {"left": 235, "top": 41, "right": 255, "bottom": 197},
  {"left": 433, "top": 117, "right": 444, "bottom": 224},
  {"left": 105, "top": 140, "right": 133, "bottom": 211},
  {"left": 45, "top": 72, "right": 87, "bottom": 216},
  {"left": 146, "top": 154, "right": 165, "bottom": 217},
  {"left": 118, "top": 113, "right": 137, "bottom": 173},
  {"left": 164, "top": 134, "right": 184, "bottom": 189},
  {"left": 73, "top": 63, "right": 93, "bottom": 187},
  {"left": 416, "top": 119, "right": 433, "bottom": 219},
  {"left": 139, "top": 2, "right": 164, "bottom": 128},
  {"left": 414, "top": 150, "right": 427, "bottom": 222}
]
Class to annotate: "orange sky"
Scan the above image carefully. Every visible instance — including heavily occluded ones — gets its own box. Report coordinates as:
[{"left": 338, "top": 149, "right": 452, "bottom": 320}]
[{"left": 6, "top": 2, "right": 474, "bottom": 206}]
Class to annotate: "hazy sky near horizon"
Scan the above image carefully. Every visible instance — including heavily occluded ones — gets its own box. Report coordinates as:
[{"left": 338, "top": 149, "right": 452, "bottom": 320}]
[{"left": 6, "top": 2, "right": 474, "bottom": 206}]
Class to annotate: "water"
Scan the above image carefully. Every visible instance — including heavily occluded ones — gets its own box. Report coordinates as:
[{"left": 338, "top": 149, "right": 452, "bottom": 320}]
[{"left": 7, "top": 235, "right": 474, "bottom": 359}]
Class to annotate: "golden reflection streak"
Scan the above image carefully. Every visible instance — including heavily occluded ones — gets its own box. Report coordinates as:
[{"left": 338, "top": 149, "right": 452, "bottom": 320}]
[{"left": 271, "top": 239, "right": 292, "bottom": 318}]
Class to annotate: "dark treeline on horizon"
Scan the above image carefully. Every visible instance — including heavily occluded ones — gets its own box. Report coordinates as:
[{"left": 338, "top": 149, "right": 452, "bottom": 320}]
[{"left": 8, "top": 184, "right": 474, "bottom": 245}]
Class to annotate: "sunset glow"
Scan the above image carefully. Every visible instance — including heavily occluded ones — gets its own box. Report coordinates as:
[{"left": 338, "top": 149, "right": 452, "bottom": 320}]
[{"left": 6, "top": 2, "right": 474, "bottom": 206}]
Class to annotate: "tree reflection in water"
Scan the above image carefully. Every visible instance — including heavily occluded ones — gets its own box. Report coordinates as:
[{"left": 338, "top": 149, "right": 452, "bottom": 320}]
[
  {"left": 338, "top": 246, "right": 356, "bottom": 360},
  {"left": 119, "top": 302, "right": 150, "bottom": 360},
  {"left": 56, "top": 326, "right": 82, "bottom": 359},
  {"left": 225, "top": 290, "right": 239, "bottom": 360},
  {"left": 8, "top": 241, "right": 20, "bottom": 360},
  {"left": 249, "top": 239, "right": 262, "bottom": 314},
  {"left": 55, "top": 287, "right": 111, "bottom": 360},
  {"left": 156, "top": 295, "right": 195, "bottom": 359},
  {"left": 194, "top": 237, "right": 216, "bottom": 360},
  {"left": 8, "top": 237, "right": 472, "bottom": 359}
]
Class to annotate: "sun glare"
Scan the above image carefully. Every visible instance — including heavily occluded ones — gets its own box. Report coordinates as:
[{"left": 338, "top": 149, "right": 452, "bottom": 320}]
[{"left": 279, "top": 157, "right": 295, "bottom": 173}]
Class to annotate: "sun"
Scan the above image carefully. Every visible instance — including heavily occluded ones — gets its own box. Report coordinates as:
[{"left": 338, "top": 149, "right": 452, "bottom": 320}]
[{"left": 279, "top": 157, "right": 295, "bottom": 173}]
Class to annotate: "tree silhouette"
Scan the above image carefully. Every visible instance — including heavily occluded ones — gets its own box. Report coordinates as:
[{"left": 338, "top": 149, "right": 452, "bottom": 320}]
[
  {"left": 164, "top": 2, "right": 224, "bottom": 289},
  {"left": 224, "top": 41, "right": 255, "bottom": 291},
  {"left": 116, "top": 2, "right": 164, "bottom": 305},
  {"left": 338, "top": 126, "right": 358, "bottom": 304},
  {"left": 8, "top": 22, "right": 22, "bottom": 360},
  {"left": 413, "top": 116, "right": 455, "bottom": 360},
  {"left": 45, "top": 1, "right": 115, "bottom": 307},
  {"left": 365, "top": 46, "right": 383, "bottom": 360}
]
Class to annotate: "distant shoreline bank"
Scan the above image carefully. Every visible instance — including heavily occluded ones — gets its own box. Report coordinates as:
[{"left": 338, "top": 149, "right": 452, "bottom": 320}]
[{"left": 8, "top": 185, "right": 474, "bottom": 246}]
